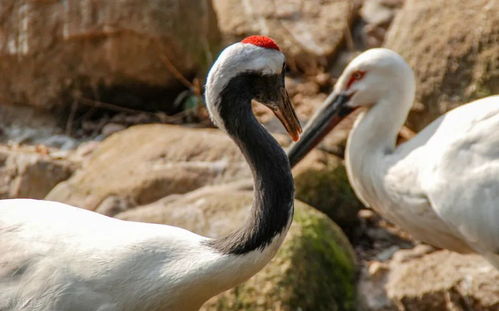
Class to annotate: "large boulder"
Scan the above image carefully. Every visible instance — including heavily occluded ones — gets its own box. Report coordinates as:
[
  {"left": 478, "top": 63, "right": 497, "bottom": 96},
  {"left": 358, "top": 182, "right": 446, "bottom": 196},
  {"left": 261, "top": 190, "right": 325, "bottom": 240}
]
[
  {"left": 212, "top": 0, "right": 357, "bottom": 73},
  {"left": 116, "top": 184, "right": 252, "bottom": 236},
  {"left": 118, "top": 190, "right": 358, "bottom": 311},
  {"left": 384, "top": 0, "right": 499, "bottom": 130},
  {"left": 45, "top": 124, "right": 250, "bottom": 214},
  {"left": 0, "top": 0, "right": 221, "bottom": 110}
]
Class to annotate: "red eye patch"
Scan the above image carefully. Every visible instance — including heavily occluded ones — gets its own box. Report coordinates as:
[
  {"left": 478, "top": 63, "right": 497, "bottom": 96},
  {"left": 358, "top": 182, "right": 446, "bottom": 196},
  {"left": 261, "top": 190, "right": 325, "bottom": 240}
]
[{"left": 346, "top": 71, "right": 366, "bottom": 89}]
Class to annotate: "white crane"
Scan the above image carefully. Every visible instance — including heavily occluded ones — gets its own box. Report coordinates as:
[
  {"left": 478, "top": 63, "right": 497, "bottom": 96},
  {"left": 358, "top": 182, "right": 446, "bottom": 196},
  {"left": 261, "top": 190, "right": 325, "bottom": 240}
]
[
  {"left": 0, "top": 36, "right": 302, "bottom": 311},
  {"left": 287, "top": 48, "right": 499, "bottom": 268}
]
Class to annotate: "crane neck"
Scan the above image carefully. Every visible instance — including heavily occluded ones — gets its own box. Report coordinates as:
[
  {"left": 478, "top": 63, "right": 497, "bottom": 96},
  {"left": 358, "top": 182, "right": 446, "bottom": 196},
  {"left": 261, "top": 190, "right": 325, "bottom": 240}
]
[
  {"left": 206, "top": 74, "right": 294, "bottom": 255},
  {"left": 345, "top": 87, "right": 414, "bottom": 203}
]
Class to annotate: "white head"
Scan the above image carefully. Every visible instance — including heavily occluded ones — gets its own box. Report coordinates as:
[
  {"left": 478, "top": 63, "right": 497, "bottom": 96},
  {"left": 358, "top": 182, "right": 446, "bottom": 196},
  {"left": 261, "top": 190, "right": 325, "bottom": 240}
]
[
  {"left": 204, "top": 36, "right": 301, "bottom": 141},
  {"left": 287, "top": 48, "right": 417, "bottom": 167},
  {"left": 335, "top": 48, "right": 415, "bottom": 110}
]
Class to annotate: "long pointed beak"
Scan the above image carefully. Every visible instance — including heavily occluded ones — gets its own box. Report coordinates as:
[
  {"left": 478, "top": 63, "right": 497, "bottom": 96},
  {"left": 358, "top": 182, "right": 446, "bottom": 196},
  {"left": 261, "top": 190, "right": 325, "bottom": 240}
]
[
  {"left": 272, "top": 87, "right": 302, "bottom": 142},
  {"left": 287, "top": 92, "right": 353, "bottom": 167}
]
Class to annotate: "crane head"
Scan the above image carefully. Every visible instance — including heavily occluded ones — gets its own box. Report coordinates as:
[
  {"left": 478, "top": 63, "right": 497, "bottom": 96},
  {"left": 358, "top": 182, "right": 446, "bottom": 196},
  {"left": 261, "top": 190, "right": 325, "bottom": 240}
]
[
  {"left": 287, "top": 48, "right": 415, "bottom": 166},
  {"left": 205, "top": 35, "right": 302, "bottom": 142}
]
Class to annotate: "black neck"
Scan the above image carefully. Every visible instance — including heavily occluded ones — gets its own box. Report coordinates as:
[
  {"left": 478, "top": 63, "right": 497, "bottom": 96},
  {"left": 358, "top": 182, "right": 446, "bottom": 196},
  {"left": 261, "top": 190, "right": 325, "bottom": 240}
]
[{"left": 207, "top": 73, "right": 295, "bottom": 255}]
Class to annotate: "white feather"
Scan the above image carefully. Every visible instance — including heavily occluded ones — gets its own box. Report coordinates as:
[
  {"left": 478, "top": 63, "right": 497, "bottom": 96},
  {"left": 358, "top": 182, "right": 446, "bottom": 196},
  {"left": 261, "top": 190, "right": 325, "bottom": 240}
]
[
  {"left": 340, "top": 48, "right": 499, "bottom": 268},
  {"left": 0, "top": 199, "right": 286, "bottom": 311},
  {"left": 0, "top": 41, "right": 290, "bottom": 310}
]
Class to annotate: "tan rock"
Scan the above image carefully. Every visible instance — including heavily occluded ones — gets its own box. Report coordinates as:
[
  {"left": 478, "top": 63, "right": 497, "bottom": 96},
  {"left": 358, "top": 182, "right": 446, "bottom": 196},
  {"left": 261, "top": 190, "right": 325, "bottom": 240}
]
[
  {"left": 360, "top": 0, "right": 405, "bottom": 48},
  {"left": 387, "top": 250, "right": 499, "bottom": 311},
  {"left": 212, "top": 0, "right": 357, "bottom": 73},
  {"left": 0, "top": 0, "right": 221, "bottom": 110},
  {"left": 359, "top": 247, "right": 499, "bottom": 311},
  {"left": 0, "top": 145, "right": 75, "bottom": 199},
  {"left": 116, "top": 184, "right": 251, "bottom": 237},
  {"left": 384, "top": 0, "right": 499, "bottom": 130},
  {"left": 46, "top": 124, "right": 250, "bottom": 213}
]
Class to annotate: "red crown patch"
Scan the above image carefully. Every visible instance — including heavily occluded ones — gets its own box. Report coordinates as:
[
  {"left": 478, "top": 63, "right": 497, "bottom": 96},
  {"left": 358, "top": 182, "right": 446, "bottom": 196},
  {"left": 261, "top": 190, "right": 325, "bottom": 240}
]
[{"left": 241, "top": 35, "right": 280, "bottom": 51}]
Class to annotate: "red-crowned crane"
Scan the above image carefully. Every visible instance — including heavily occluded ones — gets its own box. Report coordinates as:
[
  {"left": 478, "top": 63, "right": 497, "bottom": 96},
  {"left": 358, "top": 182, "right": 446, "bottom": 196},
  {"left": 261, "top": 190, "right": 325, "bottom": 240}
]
[
  {"left": 0, "top": 36, "right": 302, "bottom": 311},
  {"left": 287, "top": 48, "right": 499, "bottom": 268}
]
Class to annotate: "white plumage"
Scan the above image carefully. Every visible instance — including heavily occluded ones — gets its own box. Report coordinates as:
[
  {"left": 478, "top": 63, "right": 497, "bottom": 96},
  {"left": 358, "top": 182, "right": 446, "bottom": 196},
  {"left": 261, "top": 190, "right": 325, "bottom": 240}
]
[
  {"left": 1, "top": 199, "right": 218, "bottom": 310},
  {"left": 0, "top": 36, "right": 301, "bottom": 311},
  {"left": 289, "top": 48, "right": 499, "bottom": 268}
]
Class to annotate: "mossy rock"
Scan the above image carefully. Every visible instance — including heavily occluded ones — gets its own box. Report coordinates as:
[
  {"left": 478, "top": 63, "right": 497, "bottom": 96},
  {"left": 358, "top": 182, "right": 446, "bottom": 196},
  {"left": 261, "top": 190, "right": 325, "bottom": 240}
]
[
  {"left": 122, "top": 188, "right": 357, "bottom": 310},
  {"left": 202, "top": 202, "right": 357, "bottom": 311},
  {"left": 294, "top": 160, "right": 363, "bottom": 238}
]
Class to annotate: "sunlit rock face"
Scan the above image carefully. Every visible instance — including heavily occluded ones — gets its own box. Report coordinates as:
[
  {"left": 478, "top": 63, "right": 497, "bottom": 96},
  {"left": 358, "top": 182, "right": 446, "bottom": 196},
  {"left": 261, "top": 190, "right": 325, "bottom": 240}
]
[
  {"left": 212, "top": 0, "right": 356, "bottom": 73},
  {"left": 0, "top": 0, "right": 221, "bottom": 111},
  {"left": 384, "top": 0, "right": 499, "bottom": 131}
]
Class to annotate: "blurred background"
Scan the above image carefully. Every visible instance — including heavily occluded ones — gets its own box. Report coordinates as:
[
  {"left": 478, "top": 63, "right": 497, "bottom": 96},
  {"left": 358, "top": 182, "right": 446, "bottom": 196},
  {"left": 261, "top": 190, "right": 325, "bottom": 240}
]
[{"left": 0, "top": 0, "right": 498, "bottom": 310}]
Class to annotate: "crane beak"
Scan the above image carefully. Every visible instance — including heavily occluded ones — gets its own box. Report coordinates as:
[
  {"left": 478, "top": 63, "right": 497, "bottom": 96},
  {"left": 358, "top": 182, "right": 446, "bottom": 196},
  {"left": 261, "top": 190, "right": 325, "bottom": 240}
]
[
  {"left": 287, "top": 92, "right": 353, "bottom": 167},
  {"left": 272, "top": 88, "right": 302, "bottom": 142}
]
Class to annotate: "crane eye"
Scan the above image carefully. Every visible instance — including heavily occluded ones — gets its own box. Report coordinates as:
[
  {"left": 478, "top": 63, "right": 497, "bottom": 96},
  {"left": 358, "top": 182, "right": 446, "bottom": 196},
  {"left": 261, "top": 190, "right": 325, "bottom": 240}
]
[
  {"left": 352, "top": 71, "right": 365, "bottom": 80},
  {"left": 346, "top": 70, "right": 366, "bottom": 89}
]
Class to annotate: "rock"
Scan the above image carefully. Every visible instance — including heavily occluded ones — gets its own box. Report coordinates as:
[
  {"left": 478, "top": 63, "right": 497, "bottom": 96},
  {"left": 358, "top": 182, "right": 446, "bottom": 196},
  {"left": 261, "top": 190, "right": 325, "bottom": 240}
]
[
  {"left": 361, "top": 0, "right": 403, "bottom": 26},
  {"left": 0, "top": 145, "right": 75, "bottom": 199},
  {"left": 0, "top": 0, "right": 221, "bottom": 110},
  {"left": 0, "top": 105, "right": 68, "bottom": 146},
  {"left": 46, "top": 124, "right": 250, "bottom": 213},
  {"left": 358, "top": 262, "right": 396, "bottom": 311},
  {"left": 388, "top": 250, "right": 499, "bottom": 311},
  {"left": 212, "top": 0, "right": 357, "bottom": 73},
  {"left": 358, "top": 247, "right": 499, "bottom": 311},
  {"left": 116, "top": 184, "right": 252, "bottom": 236},
  {"left": 360, "top": 0, "right": 405, "bottom": 48},
  {"left": 117, "top": 191, "right": 358, "bottom": 311},
  {"left": 100, "top": 123, "right": 126, "bottom": 137},
  {"left": 294, "top": 156, "right": 363, "bottom": 238},
  {"left": 384, "top": 0, "right": 499, "bottom": 130}
]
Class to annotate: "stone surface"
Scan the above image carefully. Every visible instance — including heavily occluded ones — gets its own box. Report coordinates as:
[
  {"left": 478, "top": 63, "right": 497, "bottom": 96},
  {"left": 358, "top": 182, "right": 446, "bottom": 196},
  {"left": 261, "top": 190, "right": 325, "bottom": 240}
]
[
  {"left": 116, "top": 183, "right": 252, "bottom": 237},
  {"left": 361, "top": 0, "right": 403, "bottom": 26},
  {"left": 294, "top": 155, "right": 363, "bottom": 238},
  {"left": 358, "top": 246, "right": 499, "bottom": 311},
  {"left": 386, "top": 249, "right": 499, "bottom": 311},
  {"left": 0, "top": 105, "right": 78, "bottom": 148},
  {"left": 212, "top": 0, "right": 357, "bottom": 73},
  {"left": 360, "top": 0, "right": 405, "bottom": 48},
  {"left": 46, "top": 124, "right": 250, "bottom": 213},
  {"left": 0, "top": 0, "right": 221, "bottom": 110},
  {"left": 0, "top": 145, "right": 75, "bottom": 199},
  {"left": 118, "top": 191, "right": 358, "bottom": 311},
  {"left": 384, "top": 0, "right": 499, "bottom": 130}
]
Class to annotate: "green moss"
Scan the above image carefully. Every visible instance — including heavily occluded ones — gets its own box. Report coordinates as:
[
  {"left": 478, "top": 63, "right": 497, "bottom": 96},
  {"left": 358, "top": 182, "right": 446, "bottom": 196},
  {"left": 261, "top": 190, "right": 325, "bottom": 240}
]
[
  {"left": 202, "top": 203, "right": 357, "bottom": 311},
  {"left": 295, "top": 161, "right": 363, "bottom": 238},
  {"left": 281, "top": 206, "right": 357, "bottom": 311}
]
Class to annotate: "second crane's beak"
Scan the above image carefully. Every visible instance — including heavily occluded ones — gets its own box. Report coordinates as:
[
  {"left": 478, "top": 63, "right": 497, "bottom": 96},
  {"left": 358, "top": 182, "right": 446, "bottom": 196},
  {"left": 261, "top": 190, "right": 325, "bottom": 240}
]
[
  {"left": 287, "top": 92, "right": 353, "bottom": 167},
  {"left": 272, "top": 87, "right": 302, "bottom": 142}
]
